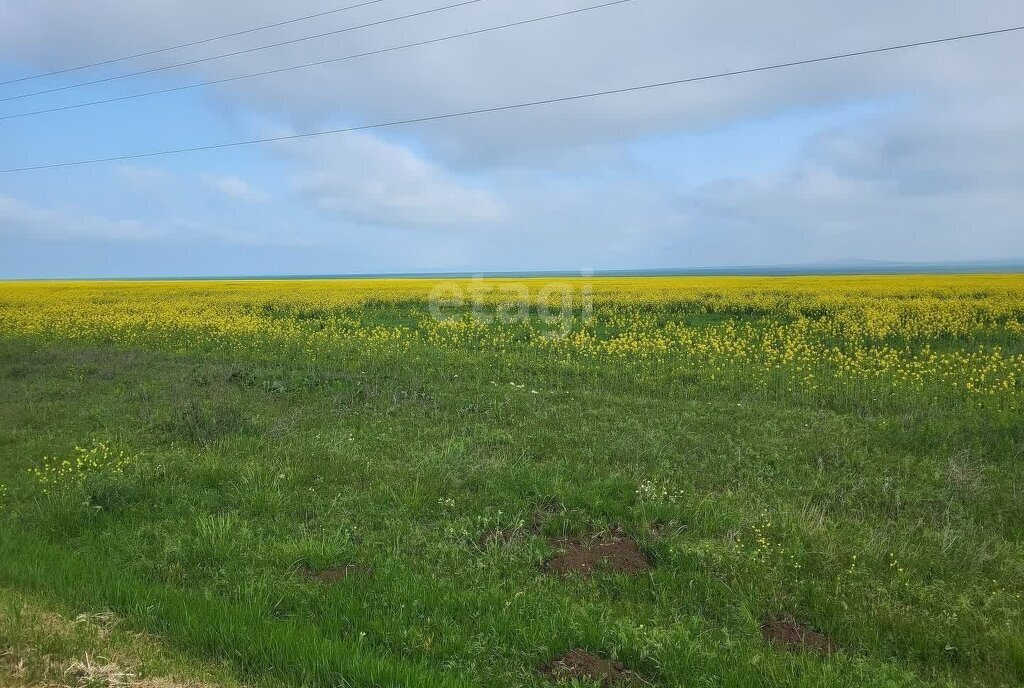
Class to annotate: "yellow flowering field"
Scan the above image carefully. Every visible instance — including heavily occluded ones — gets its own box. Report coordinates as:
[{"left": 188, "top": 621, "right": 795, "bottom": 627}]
[{"left": 1, "top": 274, "right": 1021, "bottom": 409}]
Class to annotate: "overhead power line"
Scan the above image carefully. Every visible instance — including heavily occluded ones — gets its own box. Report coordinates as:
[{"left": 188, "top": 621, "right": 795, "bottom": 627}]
[
  {"left": 0, "top": 0, "right": 394, "bottom": 87},
  {"left": 2, "top": 24, "right": 1021, "bottom": 175},
  {"left": 0, "top": 0, "right": 488, "bottom": 104},
  {"left": 0, "top": 0, "right": 636, "bottom": 122}
]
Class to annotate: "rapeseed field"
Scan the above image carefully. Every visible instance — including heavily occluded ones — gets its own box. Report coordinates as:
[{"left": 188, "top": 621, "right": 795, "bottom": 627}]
[{"left": 0, "top": 275, "right": 1021, "bottom": 687}]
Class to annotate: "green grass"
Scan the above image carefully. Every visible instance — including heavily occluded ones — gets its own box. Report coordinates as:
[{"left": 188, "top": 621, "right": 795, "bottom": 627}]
[
  {"left": 0, "top": 328, "right": 1021, "bottom": 687},
  {"left": 0, "top": 585, "right": 245, "bottom": 688}
]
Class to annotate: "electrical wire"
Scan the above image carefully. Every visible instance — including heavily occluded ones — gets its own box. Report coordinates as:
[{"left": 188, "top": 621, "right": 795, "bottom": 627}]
[{"left": 3, "top": 23, "right": 1021, "bottom": 174}]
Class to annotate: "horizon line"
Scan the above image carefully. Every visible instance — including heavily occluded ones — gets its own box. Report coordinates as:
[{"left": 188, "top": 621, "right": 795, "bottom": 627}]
[{"left": 3, "top": 259, "right": 1024, "bottom": 282}]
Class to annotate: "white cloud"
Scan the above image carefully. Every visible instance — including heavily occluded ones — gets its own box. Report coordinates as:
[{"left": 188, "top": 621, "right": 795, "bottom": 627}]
[
  {"left": 274, "top": 131, "right": 504, "bottom": 227},
  {"left": 2, "top": 0, "right": 1019, "bottom": 165},
  {"left": 0, "top": 195, "right": 316, "bottom": 248},
  {"left": 684, "top": 100, "right": 1024, "bottom": 264},
  {"left": 200, "top": 174, "right": 268, "bottom": 203},
  {"left": 0, "top": 195, "right": 164, "bottom": 241},
  {"left": 116, "top": 164, "right": 173, "bottom": 189}
]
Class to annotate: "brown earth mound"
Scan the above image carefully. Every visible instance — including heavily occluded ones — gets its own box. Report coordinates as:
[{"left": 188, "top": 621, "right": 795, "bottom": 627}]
[
  {"left": 544, "top": 533, "right": 651, "bottom": 577},
  {"left": 540, "top": 649, "right": 638, "bottom": 686},
  {"left": 760, "top": 618, "right": 837, "bottom": 654},
  {"left": 296, "top": 563, "right": 372, "bottom": 583}
]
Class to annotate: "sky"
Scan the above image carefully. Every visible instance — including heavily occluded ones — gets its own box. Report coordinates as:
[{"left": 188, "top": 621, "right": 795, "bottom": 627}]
[{"left": 0, "top": 0, "right": 1022, "bottom": 278}]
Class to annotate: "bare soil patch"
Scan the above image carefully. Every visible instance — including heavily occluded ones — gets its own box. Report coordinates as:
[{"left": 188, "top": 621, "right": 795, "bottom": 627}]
[
  {"left": 296, "top": 564, "right": 372, "bottom": 584},
  {"left": 539, "top": 649, "right": 639, "bottom": 686},
  {"left": 760, "top": 618, "right": 837, "bottom": 654},
  {"left": 544, "top": 533, "right": 651, "bottom": 577}
]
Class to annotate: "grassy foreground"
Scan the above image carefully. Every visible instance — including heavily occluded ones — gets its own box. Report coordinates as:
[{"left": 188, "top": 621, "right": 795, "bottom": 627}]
[{"left": 0, "top": 276, "right": 1022, "bottom": 687}]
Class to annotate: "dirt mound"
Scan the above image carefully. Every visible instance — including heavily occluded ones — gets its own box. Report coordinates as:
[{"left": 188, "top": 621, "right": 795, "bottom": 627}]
[
  {"left": 296, "top": 564, "right": 372, "bottom": 583},
  {"left": 540, "top": 649, "right": 638, "bottom": 685},
  {"left": 544, "top": 533, "right": 651, "bottom": 577},
  {"left": 760, "top": 618, "right": 837, "bottom": 654}
]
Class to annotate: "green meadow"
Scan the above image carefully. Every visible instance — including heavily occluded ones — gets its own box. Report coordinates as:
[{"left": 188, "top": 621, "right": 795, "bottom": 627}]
[{"left": 1, "top": 278, "right": 1022, "bottom": 687}]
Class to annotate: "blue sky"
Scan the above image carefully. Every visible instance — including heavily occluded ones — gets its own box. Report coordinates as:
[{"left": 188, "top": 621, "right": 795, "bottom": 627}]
[{"left": 1, "top": 0, "right": 1022, "bottom": 278}]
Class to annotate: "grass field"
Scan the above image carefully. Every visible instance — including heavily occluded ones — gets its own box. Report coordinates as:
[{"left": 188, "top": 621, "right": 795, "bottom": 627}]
[{"left": 1, "top": 275, "right": 1022, "bottom": 687}]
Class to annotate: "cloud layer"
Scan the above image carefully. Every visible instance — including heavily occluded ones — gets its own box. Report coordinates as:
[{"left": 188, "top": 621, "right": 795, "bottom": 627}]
[
  {"left": 275, "top": 132, "right": 503, "bottom": 226},
  {"left": 1, "top": 0, "right": 1022, "bottom": 275}
]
